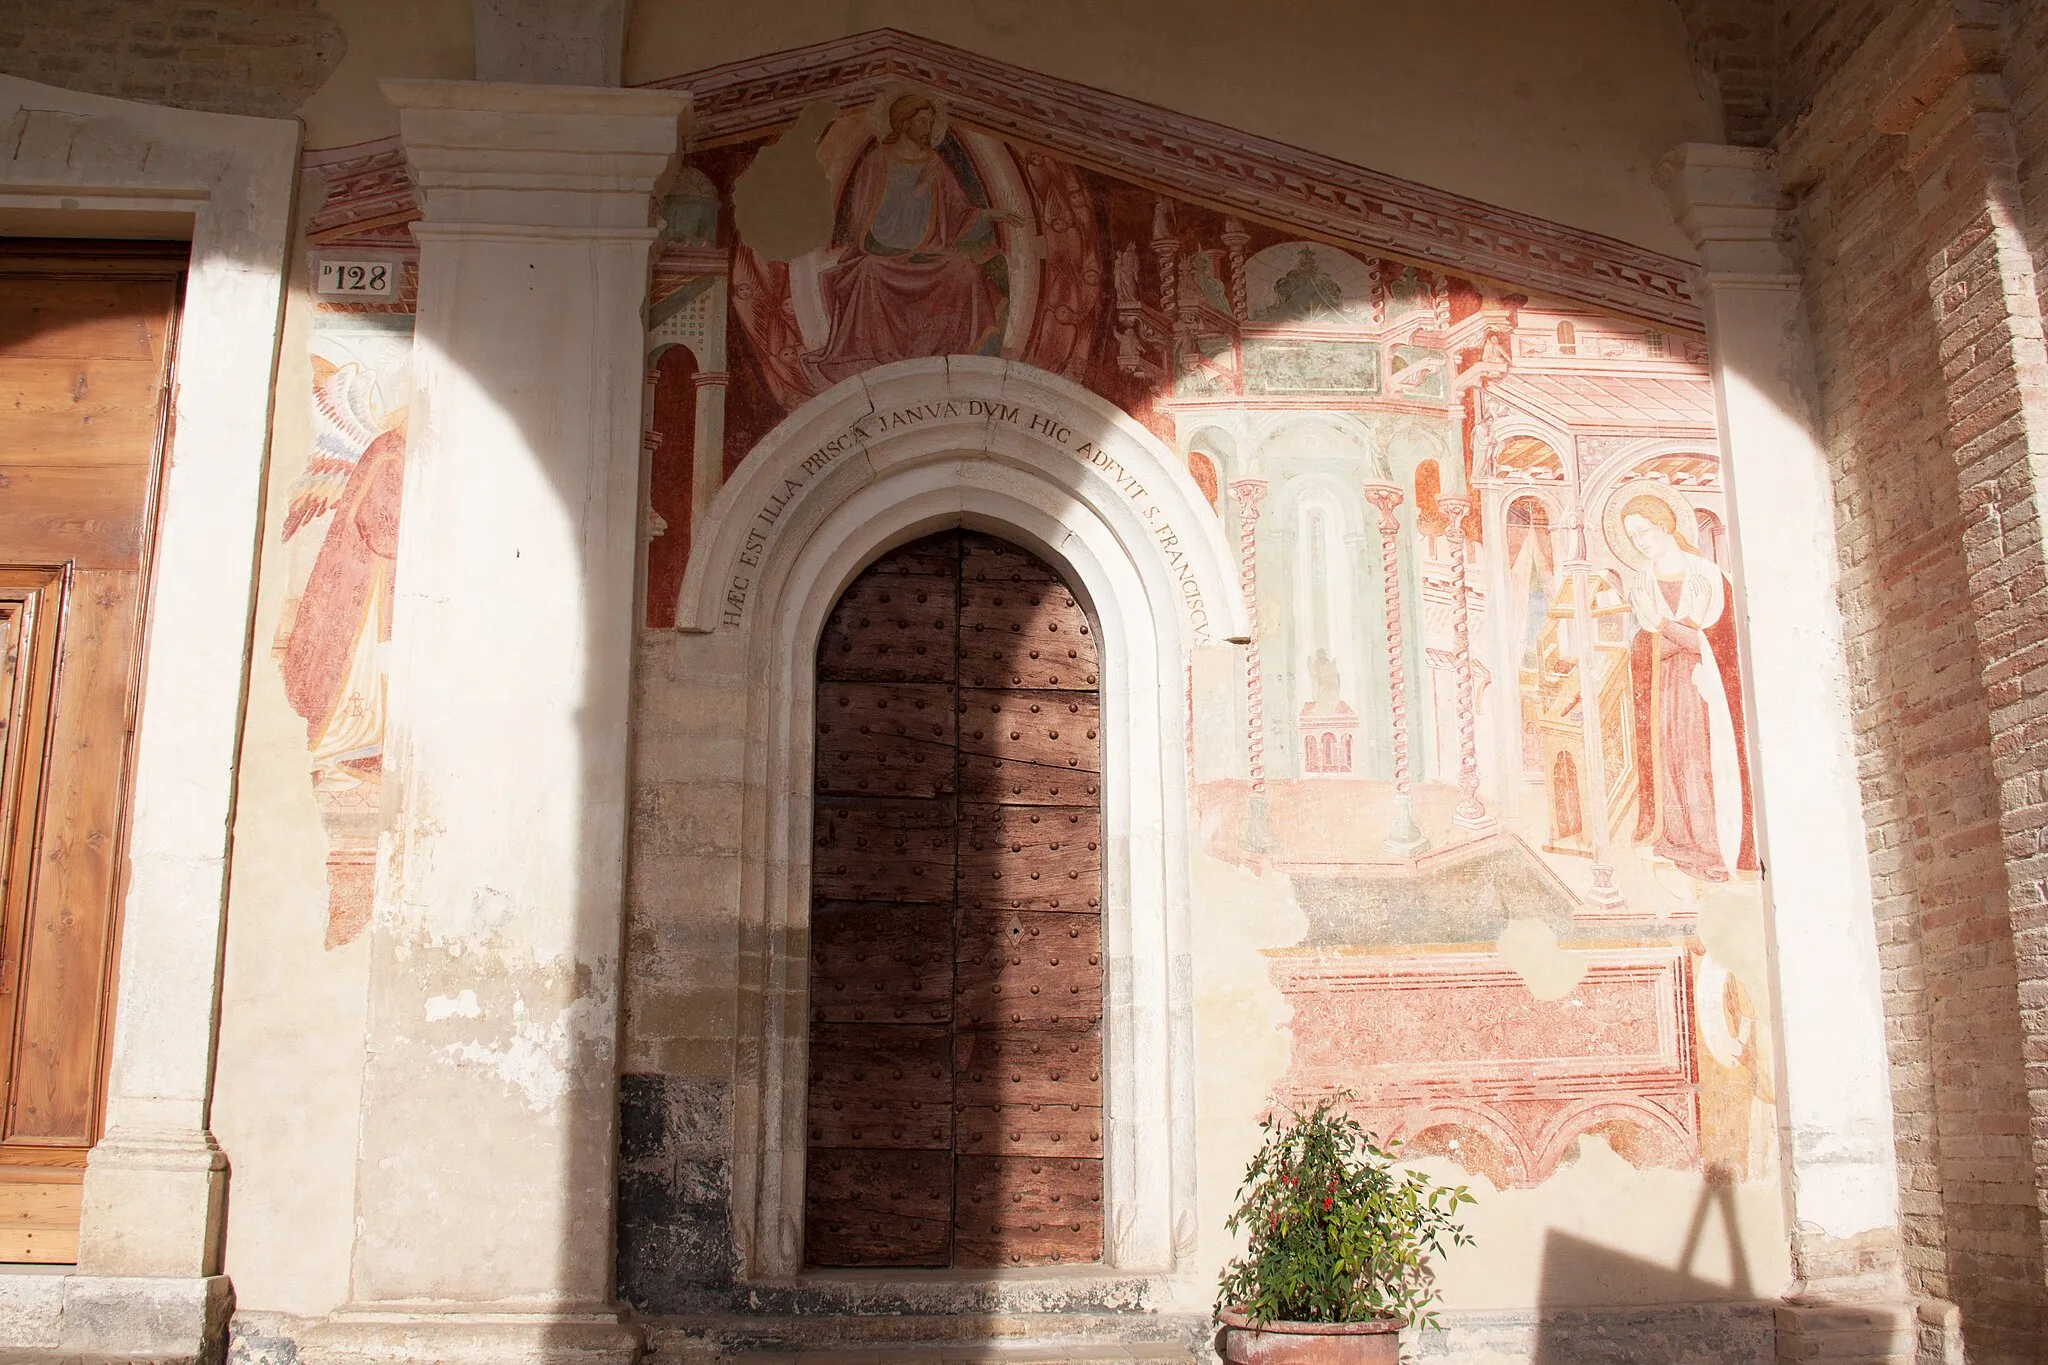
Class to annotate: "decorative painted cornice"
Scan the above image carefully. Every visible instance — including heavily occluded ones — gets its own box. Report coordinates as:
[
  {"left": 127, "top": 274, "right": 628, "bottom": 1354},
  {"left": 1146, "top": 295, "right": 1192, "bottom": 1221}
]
[
  {"left": 642, "top": 29, "right": 1702, "bottom": 332},
  {"left": 306, "top": 33, "right": 1702, "bottom": 328}
]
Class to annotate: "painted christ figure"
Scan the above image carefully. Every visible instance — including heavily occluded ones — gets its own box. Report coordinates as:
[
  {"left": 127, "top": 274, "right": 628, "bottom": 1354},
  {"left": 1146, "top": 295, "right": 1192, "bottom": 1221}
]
[
  {"left": 1620, "top": 497, "right": 1757, "bottom": 882},
  {"left": 810, "top": 93, "right": 1016, "bottom": 384}
]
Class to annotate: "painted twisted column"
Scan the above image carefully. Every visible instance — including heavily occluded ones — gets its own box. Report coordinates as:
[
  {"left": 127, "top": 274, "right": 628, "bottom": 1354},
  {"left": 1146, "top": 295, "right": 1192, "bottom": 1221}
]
[
  {"left": 1564, "top": 522, "right": 1626, "bottom": 913},
  {"left": 1437, "top": 494, "right": 1495, "bottom": 832},
  {"left": 1220, "top": 216, "right": 1250, "bottom": 321},
  {"left": 1230, "top": 478, "right": 1276, "bottom": 853},
  {"left": 1364, "top": 481, "right": 1429, "bottom": 857}
]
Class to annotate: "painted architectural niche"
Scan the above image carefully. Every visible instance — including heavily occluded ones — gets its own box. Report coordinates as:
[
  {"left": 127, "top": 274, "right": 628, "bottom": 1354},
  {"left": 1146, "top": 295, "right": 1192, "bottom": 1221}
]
[{"left": 296, "top": 32, "right": 1771, "bottom": 1215}]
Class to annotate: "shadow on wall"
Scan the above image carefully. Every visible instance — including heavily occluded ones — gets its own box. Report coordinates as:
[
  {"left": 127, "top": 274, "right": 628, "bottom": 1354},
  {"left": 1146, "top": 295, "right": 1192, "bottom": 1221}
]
[
  {"left": 1396, "top": 1163, "right": 1775, "bottom": 1365},
  {"left": 1528, "top": 1165, "right": 1759, "bottom": 1363}
]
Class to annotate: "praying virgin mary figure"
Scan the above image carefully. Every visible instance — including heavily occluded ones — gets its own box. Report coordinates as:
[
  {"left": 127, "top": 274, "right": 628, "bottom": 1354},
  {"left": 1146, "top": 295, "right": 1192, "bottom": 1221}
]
[
  {"left": 809, "top": 93, "right": 1016, "bottom": 384},
  {"left": 1616, "top": 493, "right": 1757, "bottom": 882}
]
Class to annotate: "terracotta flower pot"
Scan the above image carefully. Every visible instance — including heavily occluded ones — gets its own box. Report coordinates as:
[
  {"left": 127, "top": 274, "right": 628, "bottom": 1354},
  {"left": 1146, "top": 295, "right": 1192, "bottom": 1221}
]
[{"left": 1216, "top": 1307, "right": 1403, "bottom": 1364}]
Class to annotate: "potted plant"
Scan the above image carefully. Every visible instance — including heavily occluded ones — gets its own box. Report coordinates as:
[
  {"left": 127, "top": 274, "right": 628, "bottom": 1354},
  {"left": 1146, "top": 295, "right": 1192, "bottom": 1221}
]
[{"left": 1215, "top": 1099, "right": 1475, "bottom": 1363}]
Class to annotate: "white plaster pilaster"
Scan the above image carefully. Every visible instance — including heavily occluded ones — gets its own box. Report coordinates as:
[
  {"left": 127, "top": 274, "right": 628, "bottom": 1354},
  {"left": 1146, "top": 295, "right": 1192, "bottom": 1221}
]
[
  {"left": 298, "top": 79, "right": 688, "bottom": 1365},
  {"left": 1662, "top": 143, "right": 1906, "bottom": 1299}
]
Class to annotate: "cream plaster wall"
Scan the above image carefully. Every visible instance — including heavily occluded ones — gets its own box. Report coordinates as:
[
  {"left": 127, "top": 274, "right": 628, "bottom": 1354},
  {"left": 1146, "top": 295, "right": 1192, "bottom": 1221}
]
[
  {"left": 299, "top": 0, "right": 475, "bottom": 147},
  {"left": 289, "top": 2, "right": 1715, "bottom": 256},
  {"left": 207, "top": 185, "right": 373, "bottom": 1322},
  {"left": 620, "top": 0, "right": 1716, "bottom": 258}
]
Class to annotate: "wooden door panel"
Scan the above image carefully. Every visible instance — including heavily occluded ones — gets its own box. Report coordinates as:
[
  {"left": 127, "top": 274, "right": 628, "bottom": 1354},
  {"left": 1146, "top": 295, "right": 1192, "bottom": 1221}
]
[
  {"left": 955, "top": 1106, "right": 1103, "bottom": 1159},
  {"left": 0, "top": 467, "right": 151, "bottom": 569},
  {"left": 817, "top": 574, "right": 957, "bottom": 684},
  {"left": 8, "top": 570, "right": 138, "bottom": 1145},
  {"left": 806, "top": 1023, "right": 952, "bottom": 1150},
  {"left": 959, "top": 806, "right": 1102, "bottom": 914},
  {"left": 954, "top": 1027, "right": 1101, "bottom": 1108},
  {"left": 959, "top": 582, "right": 1096, "bottom": 691},
  {"left": 957, "top": 691, "right": 1100, "bottom": 770},
  {"left": 864, "top": 537, "right": 962, "bottom": 578},
  {"left": 815, "top": 681, "right": 956, "bottom": 798},
  {"left": 810, "top": 901, "right": 953, "bottom": 1025},
  {"left": 0, "top": 360, "right": 169, "bottom": 465},
  {"left": 0, "top": 253, "right": 178, "bottom": 1260},
  {"left": 805, "top": 1148, "right": 951, "bottom": 1267},
  {"left": 806, "top": 530, "right": 1103, "bottom": 1269},
  {"left": 960, "top": 536, "right": 1059, "bottom": 584},
  {"left": 957, "top": 753, "right": 1101, "bottom": 807},
  {"left": 954, "top": 1155, "right": 1102, "bottom": 1267},
  {"left": 0, "top": 1173, "right": 80, "bottom": 1263},
  {"left": 956, "top": 910, "right": 1103, "bottom": 1031},
  {"left": 812, "top": 798, "right": 955, "bottom": 904},
  {"left": 0, "top": 279, "right": 170, "bottom": 360}
]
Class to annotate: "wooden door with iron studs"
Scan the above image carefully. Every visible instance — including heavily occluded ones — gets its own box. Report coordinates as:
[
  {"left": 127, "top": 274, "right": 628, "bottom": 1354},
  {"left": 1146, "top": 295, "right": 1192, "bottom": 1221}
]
[{"left": 806, "top": 529, "right": 1104, "bottom": 1268}]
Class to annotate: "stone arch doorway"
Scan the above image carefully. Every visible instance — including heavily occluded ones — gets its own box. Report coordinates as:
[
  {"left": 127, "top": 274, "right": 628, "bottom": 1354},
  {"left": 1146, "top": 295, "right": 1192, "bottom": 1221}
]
[
  {"left": 805, "top": 529, "right": 1105, "bottom": 1268},
  {"left": 687, "top": 357, "right": 1248, "bottom": 1278}
]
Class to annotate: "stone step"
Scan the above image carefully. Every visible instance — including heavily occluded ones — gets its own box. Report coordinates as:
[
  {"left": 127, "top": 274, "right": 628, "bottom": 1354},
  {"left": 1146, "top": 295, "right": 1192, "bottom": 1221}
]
[
  {"left": 645, "top": 1309, "right": 1211, "bottom": 1363},
  {"left": 658, "top": 1347, "right": 1196, "bottom": 1364}
]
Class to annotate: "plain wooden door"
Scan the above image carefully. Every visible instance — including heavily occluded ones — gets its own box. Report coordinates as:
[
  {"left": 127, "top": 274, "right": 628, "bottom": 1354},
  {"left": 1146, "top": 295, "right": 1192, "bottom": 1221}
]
[
  {"left": 0, "top": 243, "right": 181, "bottom": 1262},
  {"left": 805, "top": 531, "right": 1104, "bottom": 1268}
]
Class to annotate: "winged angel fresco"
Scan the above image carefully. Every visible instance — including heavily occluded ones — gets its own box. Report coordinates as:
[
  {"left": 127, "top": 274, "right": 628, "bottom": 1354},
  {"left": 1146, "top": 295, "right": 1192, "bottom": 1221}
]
[{"left": 279, "top": 355, "right": 408, "bottom": 786}]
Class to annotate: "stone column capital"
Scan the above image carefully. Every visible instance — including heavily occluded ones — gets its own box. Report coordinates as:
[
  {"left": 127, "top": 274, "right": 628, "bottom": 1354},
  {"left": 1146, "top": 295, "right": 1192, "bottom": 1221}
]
[
  {"left": 1656, "top": 143, "right": 1797, "bottom": 286},
  {"left": 382, "top": 78, "right": 691, "bottom": 232}
]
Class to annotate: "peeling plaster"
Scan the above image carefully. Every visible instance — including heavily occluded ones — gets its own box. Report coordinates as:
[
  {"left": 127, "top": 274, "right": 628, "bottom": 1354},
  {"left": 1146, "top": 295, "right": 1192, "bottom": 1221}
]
[
  {"left": 424, "top": 989, "right": 480, "bottom": 1021},
  {"left": 1495, "top": 913, "right": 1589, "bottom": 1002},
  {"left": 730, "top": 100, "right": 835, "bottom": 262}
]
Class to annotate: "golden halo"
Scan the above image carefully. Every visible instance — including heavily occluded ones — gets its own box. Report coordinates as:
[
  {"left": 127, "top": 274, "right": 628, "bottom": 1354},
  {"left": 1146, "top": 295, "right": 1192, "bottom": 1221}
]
[
  {"left": 867, "top": 84, "right": 948, "bottom": 145},
  {"left": 1601, "top": 479, "right": 1699, "bottom": 570}
]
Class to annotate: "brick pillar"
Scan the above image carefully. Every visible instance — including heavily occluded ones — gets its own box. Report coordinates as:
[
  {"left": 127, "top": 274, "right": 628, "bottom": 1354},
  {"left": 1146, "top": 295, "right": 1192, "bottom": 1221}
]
[
  {"left": 1882, "top": 52, "right": 2048, "bottom": 1358},
  {"left": 1662, "top": 144, "right": 1916, "bottom": 1363}
]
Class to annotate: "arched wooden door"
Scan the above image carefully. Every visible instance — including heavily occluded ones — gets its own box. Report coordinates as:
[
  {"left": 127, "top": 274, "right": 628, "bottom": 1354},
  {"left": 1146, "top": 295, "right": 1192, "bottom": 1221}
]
[{"left": 805, "top": 530, "right": 1104, "bottom": 1268}]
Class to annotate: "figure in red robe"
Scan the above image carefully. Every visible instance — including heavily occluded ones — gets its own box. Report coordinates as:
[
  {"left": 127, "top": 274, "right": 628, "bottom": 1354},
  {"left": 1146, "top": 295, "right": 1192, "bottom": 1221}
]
[
  {"left": 1621, "top": 496, "right": 1757, "bottom": 882},
  {"left": 809, "top": 93, "right": 1016, "bottom": 385}
]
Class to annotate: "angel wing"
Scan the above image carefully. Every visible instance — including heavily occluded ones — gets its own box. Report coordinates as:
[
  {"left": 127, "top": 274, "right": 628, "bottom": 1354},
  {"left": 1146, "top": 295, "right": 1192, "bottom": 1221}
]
[{"left": 286, "top": 356, "right": 394, "bottom": 541}]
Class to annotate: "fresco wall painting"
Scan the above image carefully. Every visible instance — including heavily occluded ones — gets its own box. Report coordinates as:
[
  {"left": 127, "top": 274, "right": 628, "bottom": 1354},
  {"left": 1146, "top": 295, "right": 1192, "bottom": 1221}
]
[
  {"left": 290, "top": 43, "right": 1777, "bottom": 1249},
  {"left": 276, "top": 158, "right": 418, "bottom": 949}
]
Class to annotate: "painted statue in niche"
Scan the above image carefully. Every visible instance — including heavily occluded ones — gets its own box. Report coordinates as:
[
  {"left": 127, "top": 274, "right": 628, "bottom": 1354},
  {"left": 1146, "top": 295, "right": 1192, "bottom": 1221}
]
[
  {"left": 277, "top": 314, "right": 412, "bottom": 949},
  {"left": 811, "top": 91, "right": 1019, "bottom": 383},
  {"left": 1609, "top": 483, "right": 1755, "bottom": 883}
]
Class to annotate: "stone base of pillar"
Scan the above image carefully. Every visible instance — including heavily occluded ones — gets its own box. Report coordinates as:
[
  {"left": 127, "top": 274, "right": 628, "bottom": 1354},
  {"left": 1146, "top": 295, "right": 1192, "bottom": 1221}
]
[
  {"left": 1774, "top": 1299, "right": 1919, "bottom": 1365},
  {"left": 1452, "top": 806, "right": 1498, "bottom": 834},
  {"left": 77, "top": 1127, "right": 228, "bottom": 1278},
  {"left": 1382, "top": 794, "right": 1430, "bottom": 858},
  {"left": 298, "top": 1309, "right": 642, "bottom": 1365},
  {"left": 0, "top": 1271, "right": 232, "bottom": 1362}
]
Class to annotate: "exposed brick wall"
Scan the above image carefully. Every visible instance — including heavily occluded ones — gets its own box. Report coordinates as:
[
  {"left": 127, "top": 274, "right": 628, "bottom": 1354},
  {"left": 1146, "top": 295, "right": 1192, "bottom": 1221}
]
[
  {"left": 1674, "top": 0, "right": 1780, "bottom": 144},
  {"left": 0, "top": 0, "right": 343, "bottom": 120},
  {"left": 1790, "top": 2, "right": 2048, "bottom": 1357},
  {"left": 1777, "top": 0, "right": 1899, "bottom": 132},
  {"left": 1801, "top": 124, "right": 1970, "bottom": 1311}
]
